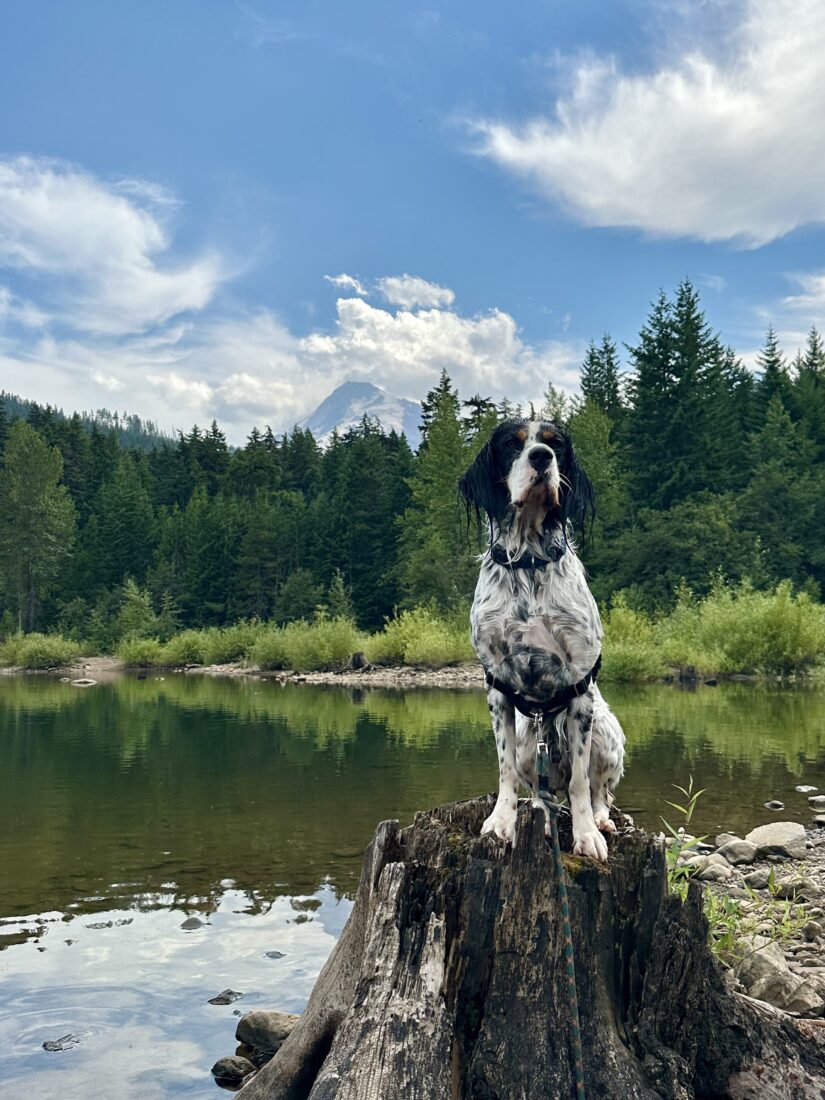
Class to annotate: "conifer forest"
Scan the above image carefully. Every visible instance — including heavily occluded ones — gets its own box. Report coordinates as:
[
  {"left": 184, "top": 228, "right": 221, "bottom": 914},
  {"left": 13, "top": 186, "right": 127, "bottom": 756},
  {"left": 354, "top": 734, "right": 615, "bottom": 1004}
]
[{"left": 1, "top": 280, "right": 824, "bottom": 652}]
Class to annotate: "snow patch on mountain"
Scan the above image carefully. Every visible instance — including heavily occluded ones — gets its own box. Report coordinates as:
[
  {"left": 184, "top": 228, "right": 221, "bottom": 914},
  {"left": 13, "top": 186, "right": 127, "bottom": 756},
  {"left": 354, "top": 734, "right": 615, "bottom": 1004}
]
[{"left": 302, "top": 381, "right": 421, "bottom": 449}]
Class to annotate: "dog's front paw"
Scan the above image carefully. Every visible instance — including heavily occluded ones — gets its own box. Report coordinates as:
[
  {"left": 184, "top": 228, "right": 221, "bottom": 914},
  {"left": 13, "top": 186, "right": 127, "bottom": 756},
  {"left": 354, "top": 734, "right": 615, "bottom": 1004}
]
[
  {"left": 593, "top": 807, "right": 617, "bottom": 834},
  {"left": 481, "top": 806, "right": 517, "bottom": 846},
  {"left": 573, "top": 828, "right": 609, "bottom": 861}
]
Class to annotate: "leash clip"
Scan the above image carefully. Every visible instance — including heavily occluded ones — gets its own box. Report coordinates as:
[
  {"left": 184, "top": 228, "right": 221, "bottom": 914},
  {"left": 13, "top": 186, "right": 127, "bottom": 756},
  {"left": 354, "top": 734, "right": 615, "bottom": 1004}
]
[{"left": 535, "top": 713, "right": 550, "bottom": 794}]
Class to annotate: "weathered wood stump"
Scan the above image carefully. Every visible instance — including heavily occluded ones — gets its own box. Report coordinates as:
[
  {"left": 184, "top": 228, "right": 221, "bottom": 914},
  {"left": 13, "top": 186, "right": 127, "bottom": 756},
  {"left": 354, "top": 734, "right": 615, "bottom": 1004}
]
[{"left": 238, "top": 797, "right": 825, "bottom": 1099}]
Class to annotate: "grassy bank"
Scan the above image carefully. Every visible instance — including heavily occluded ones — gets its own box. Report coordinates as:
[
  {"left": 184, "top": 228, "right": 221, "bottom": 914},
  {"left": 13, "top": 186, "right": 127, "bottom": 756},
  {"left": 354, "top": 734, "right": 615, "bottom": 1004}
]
[{"left": 2, "top": 581, "right": 825, "bottom": 679}]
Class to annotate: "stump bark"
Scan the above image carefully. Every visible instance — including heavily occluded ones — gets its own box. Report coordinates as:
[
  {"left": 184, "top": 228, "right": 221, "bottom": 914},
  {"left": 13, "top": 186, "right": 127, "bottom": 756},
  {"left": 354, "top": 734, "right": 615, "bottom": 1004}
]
[{"left": 238, "top": 797, "right": 825, "bottom": 1100}]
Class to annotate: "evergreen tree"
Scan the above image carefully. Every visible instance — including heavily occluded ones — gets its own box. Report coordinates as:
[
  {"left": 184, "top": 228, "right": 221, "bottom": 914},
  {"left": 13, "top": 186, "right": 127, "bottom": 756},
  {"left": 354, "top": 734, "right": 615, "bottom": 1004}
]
[
  {"left": 755, "top": 326, "right": 794, "bottom": 423},
  {"left": 87, "top": 455, "right": 157, "bottom": 589},
  {"left": 0, "top": 421, "right": 77, "bottom": 630},
  {"left": 580, "top": 335, "right": 622, "bottom": 420},
  {"left": 794, "top": 327, "right": 825, "bottom": 458},
  {"left": 419, "top": 369, "right": 459, "bottom": 446}
]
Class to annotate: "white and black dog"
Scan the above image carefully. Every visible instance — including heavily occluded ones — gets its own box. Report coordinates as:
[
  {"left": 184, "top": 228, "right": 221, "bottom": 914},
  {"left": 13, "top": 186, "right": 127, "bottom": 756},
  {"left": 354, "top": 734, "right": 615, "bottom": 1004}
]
[{"left": 459, "top": 419, "right": 624, "bottom": 860}]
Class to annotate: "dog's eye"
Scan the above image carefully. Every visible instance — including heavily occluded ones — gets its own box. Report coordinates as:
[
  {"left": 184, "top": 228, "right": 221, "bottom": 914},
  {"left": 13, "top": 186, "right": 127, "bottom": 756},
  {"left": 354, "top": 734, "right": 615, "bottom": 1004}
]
[{"left": 506, "top": 438, "right": 521, "bottom": 450}]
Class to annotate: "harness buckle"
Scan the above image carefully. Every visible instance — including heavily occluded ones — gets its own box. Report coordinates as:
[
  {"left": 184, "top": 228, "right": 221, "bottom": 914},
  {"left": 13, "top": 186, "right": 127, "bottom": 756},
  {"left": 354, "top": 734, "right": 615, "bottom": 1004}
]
[{"left": 535, "top": 713, "right": 550, "bottom": 794}]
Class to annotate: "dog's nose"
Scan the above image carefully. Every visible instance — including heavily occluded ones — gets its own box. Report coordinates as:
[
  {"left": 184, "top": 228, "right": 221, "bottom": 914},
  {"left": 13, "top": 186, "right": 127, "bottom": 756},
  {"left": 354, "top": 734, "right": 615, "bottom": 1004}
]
[{"left": 528, "top": 446, "right": 552, "bottom": 471}]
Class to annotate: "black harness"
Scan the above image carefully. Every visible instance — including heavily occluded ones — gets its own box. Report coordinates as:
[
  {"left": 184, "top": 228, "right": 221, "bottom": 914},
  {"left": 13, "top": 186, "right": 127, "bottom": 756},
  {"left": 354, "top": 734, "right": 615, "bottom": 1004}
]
[
  {"left": 485, "top": 655, "right": 602, "bottom": 721},
  {"left": 490, "top": 541, "right": 565, "bottom": 570}
]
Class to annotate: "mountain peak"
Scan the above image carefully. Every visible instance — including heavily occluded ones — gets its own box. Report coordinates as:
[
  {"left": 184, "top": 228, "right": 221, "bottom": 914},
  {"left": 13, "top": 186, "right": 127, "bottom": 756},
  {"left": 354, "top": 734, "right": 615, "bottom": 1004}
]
[{"left": 302, "top": 381, "right": 421, "bottom": 448}]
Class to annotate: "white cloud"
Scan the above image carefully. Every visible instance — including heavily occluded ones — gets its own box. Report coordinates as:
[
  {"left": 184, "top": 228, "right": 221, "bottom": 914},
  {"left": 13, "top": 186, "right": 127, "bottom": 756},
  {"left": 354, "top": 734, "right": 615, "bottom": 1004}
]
[
  {"left": 0, "top": 156, "right": 581, "bottom": 442},
  {"left": 0, "top": 155, "right": 227, "bottom": 334},
  {"left": 324, "top": 273, "right": 367, "bottom": 296},
  {"left": 376, "top": 274, "right": 455, "bottom": 309},
  {"left": 474, "top": 0, "right": 825, "bottom": 245}
]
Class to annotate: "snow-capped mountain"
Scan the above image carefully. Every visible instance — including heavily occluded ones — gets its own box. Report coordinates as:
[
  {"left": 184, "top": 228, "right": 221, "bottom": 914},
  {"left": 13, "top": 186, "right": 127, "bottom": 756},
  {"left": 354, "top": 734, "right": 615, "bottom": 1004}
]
[{"left": 302, "top": 381, "right": 421, "bottom": 449}]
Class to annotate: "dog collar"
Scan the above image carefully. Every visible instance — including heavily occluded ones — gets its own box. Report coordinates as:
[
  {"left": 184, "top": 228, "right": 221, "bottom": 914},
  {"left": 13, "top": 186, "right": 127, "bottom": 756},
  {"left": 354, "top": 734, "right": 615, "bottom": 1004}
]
[{"left": 490, "top": 542, "right": 565, "bottom": 570}]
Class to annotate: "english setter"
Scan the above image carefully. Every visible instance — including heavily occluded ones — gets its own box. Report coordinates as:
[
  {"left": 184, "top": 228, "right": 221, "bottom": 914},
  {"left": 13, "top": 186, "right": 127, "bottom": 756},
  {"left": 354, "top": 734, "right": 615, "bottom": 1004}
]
[{"left": 459, "top": 419, "right": 624, "bottom": 860}]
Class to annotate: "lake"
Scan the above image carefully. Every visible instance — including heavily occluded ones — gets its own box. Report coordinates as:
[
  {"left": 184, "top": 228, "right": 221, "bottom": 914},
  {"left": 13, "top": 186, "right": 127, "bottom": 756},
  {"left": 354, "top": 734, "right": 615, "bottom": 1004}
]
[{"left": 3, "top": 674, "right": 825, "bottom": 1098}]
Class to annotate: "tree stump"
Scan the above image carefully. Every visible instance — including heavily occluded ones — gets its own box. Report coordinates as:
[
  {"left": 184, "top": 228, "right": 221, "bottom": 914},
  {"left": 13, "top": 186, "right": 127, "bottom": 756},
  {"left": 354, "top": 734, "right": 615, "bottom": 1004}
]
[{"left": 237, "top": 797, "right": 825, "bottom": 1099}]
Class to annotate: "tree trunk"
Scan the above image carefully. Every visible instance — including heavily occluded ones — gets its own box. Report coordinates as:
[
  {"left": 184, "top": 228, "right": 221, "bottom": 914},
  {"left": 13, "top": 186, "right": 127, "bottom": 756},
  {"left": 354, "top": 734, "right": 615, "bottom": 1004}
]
[{"left": 237, "top": 797, "right": 825, "bottom": 1100}]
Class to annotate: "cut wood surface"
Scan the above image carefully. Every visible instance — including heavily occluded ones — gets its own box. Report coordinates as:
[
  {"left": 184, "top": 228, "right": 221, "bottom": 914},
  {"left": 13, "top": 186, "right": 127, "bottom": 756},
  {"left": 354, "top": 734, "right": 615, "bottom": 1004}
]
[{"left": 237, "top": 797, "right": 825, "bottom": 1100}]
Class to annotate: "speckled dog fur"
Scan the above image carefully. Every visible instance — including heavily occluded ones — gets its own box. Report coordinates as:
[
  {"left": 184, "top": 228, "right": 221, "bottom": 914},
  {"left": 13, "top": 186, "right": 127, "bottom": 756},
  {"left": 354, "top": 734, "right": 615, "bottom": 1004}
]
[{"left": 459, "top": 420, "right": 624, "bottom": 860}]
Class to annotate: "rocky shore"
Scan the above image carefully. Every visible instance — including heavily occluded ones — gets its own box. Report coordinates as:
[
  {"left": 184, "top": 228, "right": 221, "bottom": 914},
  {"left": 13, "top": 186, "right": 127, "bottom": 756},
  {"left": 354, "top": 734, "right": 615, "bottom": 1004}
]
[{"left": 676, "top": 806, "right": 825, "bottom": 1017}]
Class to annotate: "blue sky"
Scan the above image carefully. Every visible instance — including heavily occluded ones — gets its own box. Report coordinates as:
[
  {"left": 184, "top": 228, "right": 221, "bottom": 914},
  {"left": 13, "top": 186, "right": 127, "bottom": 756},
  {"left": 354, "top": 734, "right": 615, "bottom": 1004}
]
[{"left": 1, "top": 0, "right": 824, "bottom": 440}]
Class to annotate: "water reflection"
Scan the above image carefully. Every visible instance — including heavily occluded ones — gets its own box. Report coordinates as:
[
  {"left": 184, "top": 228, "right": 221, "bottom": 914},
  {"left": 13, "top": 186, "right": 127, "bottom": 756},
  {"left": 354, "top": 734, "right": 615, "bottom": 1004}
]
[{"left": 3, "top": 675, "right": 825, "bottom": 1097}]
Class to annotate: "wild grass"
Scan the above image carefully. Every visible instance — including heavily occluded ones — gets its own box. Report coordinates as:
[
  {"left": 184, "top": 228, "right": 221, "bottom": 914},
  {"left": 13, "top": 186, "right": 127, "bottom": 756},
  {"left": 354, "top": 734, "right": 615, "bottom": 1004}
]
[
  {"left": 250, "top": 616, "right": 364, "bottom": 672},
  {"left": 0, "top": 632, "right": 84, "bottom": 669}
]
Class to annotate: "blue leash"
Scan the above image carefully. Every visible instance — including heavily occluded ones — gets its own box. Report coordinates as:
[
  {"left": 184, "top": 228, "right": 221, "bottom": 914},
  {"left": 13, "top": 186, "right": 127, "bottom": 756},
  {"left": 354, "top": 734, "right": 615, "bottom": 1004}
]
[{"left": 536, "top": 723, "right": 586, "bottom": 1100}]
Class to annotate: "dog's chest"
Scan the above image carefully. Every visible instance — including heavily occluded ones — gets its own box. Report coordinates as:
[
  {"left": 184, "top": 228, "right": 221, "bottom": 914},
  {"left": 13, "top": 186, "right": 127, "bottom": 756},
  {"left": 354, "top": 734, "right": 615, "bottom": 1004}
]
[{"left": 471, "top": 559, "right": 602, "bottom": 685}]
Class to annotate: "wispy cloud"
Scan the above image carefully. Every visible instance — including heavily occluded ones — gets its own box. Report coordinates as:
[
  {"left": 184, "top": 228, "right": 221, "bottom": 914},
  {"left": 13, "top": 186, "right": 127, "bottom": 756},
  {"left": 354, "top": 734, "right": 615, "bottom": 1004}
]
[
  {"left": 324, "top": 273, "right": 368, "bottom": 296},
  {"left": 0, "top": 155, "right": 227, "bottom": 335},
  {"left": 472, "top": 0, "right": 825, "bottom": 246},
  {"left": 235, "top": 3, "right": 308, "bottom": 48},
  {"left": 376, "top": 274, "right": 455, "bottom": 309}
]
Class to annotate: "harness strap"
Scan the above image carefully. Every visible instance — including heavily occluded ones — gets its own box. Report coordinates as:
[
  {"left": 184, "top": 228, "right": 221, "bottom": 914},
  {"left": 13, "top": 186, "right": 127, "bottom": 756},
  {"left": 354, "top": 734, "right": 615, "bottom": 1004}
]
[
  {"left": 490, "top": 542, "right": 564, "bottom": 570},
  {"left": 485, "top": 654, "right": 601, "bottom": 719}
]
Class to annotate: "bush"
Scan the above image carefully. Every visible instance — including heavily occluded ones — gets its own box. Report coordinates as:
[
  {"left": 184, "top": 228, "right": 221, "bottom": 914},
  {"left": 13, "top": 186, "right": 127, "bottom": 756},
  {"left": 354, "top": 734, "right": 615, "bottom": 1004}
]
[
  {"left": 601, "top": 595, "right": 666, "bottom": 682},
  {"left": 198, "top": 622, "right": 267, "bottom": 665},
  {"left": 365, "top": 607, "right": 474, "bottom": 667},
  {"left": 0, "top": 632, "right": 84, "bottom": 669},
  {"left": 249, "top": 616, "right": 361, "bottom": 671},
  {"left": 158, "top": 629, "right": 209, "bottom": 666},
  {"left": 118, "top": 636, "right": 164, "bottom": 667}
]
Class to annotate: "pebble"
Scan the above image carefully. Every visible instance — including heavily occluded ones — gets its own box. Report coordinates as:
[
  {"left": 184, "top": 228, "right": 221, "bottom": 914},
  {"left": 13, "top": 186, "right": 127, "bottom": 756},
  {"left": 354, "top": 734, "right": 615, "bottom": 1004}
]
[
  {"left": 810, "top": 796, "right": 825, "bottom": 808},
  {"left": 715, "top": 832, "right": 737, "bottom": 848},
  {"left": 764, "top": 800, "right": 785, "bottom": 811},
  {"left": 797, "top": 786, "right": 819, "bottom": 794},
  {"left": 814, "top": 815, "right": 825, "bottom": 827},
  {"left": 804, "top": 921, "right": 823, "bottom": 942},
  {"left": 180, "top": 917, "right": 205, "bottom": 930}
]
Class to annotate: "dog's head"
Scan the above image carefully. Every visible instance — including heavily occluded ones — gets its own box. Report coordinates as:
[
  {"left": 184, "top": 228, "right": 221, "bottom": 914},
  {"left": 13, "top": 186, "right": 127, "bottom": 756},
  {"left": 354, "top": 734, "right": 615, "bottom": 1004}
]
[{"left": 459, "top": 420, "right": 594, "bottom": 538}]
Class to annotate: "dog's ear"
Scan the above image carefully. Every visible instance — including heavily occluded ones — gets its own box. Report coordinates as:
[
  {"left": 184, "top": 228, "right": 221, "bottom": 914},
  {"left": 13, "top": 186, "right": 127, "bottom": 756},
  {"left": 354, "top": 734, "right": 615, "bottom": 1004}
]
[
  {"left": 558, "top": 432, "right": 595, "bottom": 538},
  {"left": 459, "top": 442, "right": 507, "bottom": 526}
]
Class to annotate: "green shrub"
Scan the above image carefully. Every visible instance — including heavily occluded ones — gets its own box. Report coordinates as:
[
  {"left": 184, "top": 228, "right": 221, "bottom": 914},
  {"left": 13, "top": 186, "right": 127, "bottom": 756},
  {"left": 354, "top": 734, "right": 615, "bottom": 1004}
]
[
  {"left": 118, "top": 637, "right": 164, "bottom": 667},
  {"left": 248, "top": 629, "right": 289, "bottom": 670},
  {"left": 199, "top": 622, "right": 267, "bottom": 665},
  {"left": 158, "top": 629, "right": 209, "bottom": 666},
  {"left": 601, "top": 595, "right": 666, "bottom": 682},
  {"left": 365, "top": 607, "right": 473, "bottom": 667},
  {"left": 0, "top": 632, "right": 84, "bottom": 669},
  {"left": 249, "top": 616, "right": 362, "bottom": 671}
]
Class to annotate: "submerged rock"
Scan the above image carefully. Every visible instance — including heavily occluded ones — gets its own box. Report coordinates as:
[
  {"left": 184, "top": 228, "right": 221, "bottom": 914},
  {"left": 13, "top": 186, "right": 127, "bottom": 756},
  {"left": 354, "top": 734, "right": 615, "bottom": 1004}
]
[
  {"left": 764, "top": 800, "right": 785, "bottom": 811},
  {"left": 209, "top": 989, "right": 244, "bottom": 1006}
]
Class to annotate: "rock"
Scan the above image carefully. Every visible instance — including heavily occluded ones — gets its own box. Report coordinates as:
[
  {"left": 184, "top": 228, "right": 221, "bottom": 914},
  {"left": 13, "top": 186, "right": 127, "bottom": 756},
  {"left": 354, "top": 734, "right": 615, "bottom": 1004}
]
[
  {"left": 180, "top": 917, "right": 205, "bottom": 930},
  {"left": 745, "top": 821, "right": 807, "bottom": 859},
  {"left": 208, "top": 989, "right": 244, "bottom": 1005},
  {"left": 743, "top": 869, "right": 770, "bottom": 890},
  {"left": 715, "top": 832, "right": 737, "bottom": 848},
  {"left": 676, "top": 853, "right": 708, "bottom": 870},
  {"left": 236, "top": 1010, "right": 300, "bottom": 1054},
  {"left": 70, "top": 678, "right": 97, "bottom": 687},
  {"left": 291, "top": 913, "right": 311, "bottom": 924},
  {"left": 264, "top": 950, "right": 285, "bottom": 959},
  {"left": 774, "top": 875, "right": 821, "bottom": 901},
  {"left": 810, "top": 796, "right": 825, "bottom": 807},
  {"left": 804, "top": 922, "right": 823, "bottom": 942},
  {"left": 698, "top": 859, "right": 734, "bottom": 883},
  {"left": 797, "top": 786, "right": 818, "bottom": 794},
  {"left": 42, "top": 1033, "right": 81, "bottom": 1052},
  {"left": 764, "top": 800, "right": 785, "bottom": 811},
  {"left": 749, "top": 972, "right": 824, "bottom": 1015},
  {"left": 717, "top": 839, "right": 758, "bottom": 865},
  {"left": 735, "top": 936, "right": 789, "bottom": 990},
  {"left": 211, "top": 1055, "right": 256, "bottom": 1084},
  {"left": 814, "top": 815, "right": 825, "bottom": 827}
]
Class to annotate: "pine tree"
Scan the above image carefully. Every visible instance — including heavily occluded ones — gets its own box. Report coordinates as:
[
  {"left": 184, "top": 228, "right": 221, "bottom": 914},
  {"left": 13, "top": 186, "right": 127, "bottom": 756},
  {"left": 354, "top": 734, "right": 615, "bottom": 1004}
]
[
  {"left": 89, "top": 455, "right": 157, "bottom": 589},
  {"left": 0, "top": 421, "right": 77, "bottom": 630},
  {"left": 794, "top": 327, "right": 825, "bottom": 458},
  {"left": 580, "top": 335, "right": 622, "bottom": 420},
  {"left": 755, "top": 326, "right": 794, "bottom": 423},
  {"left": 420, "top": 370, "right": 459, "bottom": 446}
]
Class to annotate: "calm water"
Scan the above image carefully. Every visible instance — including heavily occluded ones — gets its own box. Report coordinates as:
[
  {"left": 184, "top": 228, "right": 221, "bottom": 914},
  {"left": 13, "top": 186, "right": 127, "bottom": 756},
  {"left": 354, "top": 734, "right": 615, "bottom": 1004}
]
[{"left": 3, "top": 675, "right": 825, "bottom": 1098}]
